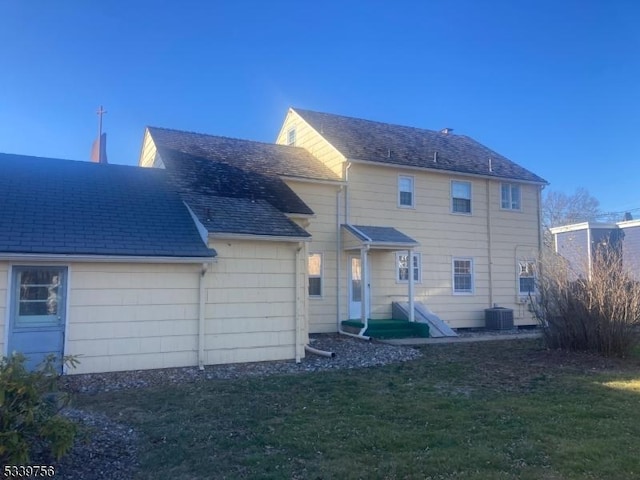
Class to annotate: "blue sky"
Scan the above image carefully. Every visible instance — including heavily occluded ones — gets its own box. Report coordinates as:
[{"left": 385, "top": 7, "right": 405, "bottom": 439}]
[{"left": 1, "top": 0, "right": 638, "bottom": 215}]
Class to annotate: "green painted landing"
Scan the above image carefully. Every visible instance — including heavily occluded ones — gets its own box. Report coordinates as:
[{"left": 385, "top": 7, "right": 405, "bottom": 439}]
[{"left": 341, "top": 319, "right": 430, "bottom": 339}]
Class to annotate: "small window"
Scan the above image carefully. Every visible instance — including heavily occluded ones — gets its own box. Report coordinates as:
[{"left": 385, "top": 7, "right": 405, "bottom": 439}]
[
  {"left": 501, "top": 183, "right": 521, "bottom": 210},
  {"left": 398, "top": 175, "right": 414, "bottom": 208},
  {"left": 452, "top": 181, "right": 472, "bottom": 214},
  {"left": 396, "top": 252, "right": 421, "bottom": 283},
  {"left": 518, "top": 260, "right": 536, "bottom": 295},
  {"left": 453, "top": 258, "right": 474, "bottom": 294},
  {"left": 287, "top": 128, "right": 296, "bottom": 146},
  {"left": 308, "top": 253, "right": 322, "bottom": 297}
]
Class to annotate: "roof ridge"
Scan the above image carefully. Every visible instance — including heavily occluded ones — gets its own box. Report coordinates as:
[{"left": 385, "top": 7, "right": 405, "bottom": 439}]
[
  {"left": 147, "top": 126, "right": 308, "bottom": 151},
  {"left": 291, "top": 107, "right": 449, "bottom": 137}
]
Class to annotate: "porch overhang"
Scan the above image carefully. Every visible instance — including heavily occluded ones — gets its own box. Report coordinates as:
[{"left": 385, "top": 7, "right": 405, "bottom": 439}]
[{"left": 341, "top": 224, "right": 419, "bottom": 251}]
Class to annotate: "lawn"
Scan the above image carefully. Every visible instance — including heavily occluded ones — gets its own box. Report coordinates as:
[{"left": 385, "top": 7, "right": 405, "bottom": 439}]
[{"left": 73, "top": 339, "right": 640, "bottom": 479}]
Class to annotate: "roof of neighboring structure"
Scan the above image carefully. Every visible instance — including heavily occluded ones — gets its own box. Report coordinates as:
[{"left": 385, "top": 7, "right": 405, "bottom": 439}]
[
  {"left": 343, "top": 224, "right": 419, "bottom": 248},
  {"left": 293, "top": 108, "right": 547, "bottom": 184},
  {"left": 0, "top": 153, "right": 215, "bottom": 258}
]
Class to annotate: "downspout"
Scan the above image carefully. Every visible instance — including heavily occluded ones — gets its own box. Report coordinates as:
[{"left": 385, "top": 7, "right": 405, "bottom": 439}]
[
  {"left": 408, "top": 249, "right": 415, "bottom": 322},
  {"left": 486, "top": 180, "right": 494, "bottom": 307},
  {"left": 337, "top": 163, "right": 370, "bottom": 340},
  {"left": 198, "top": 263, "right": 208, "bottom": 370},
  {"left": 359, "top": 245, "right": 370, "bottom": 336},
  {"left": 295, "top": 242, "right": 303, "bottom": 363}
]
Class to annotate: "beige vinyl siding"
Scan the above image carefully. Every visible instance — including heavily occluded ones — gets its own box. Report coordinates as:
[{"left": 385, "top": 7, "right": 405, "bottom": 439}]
[
  {"left": 205, "top": 240, "right": 305, "bottom": 363},
  {"left": 285, "top": 180, "right": 340, "bottom": 333},
  {"left": 0, "top": 262, "right": 7, "bottom": 355},
  {"left": 66, "top": 263, "right": 201, "bottom": 374},
  {"left": 276, "top": 110, "right": 346, "bottom": 176},
  {"left": 139, "top": 129, "right": 160, "bottom": 168},
  {"left": 345, "top": 163, "right": 540, "bottom": 328},
  {"left": 7, "top": 239, "right": 305, "bottom": 374}
]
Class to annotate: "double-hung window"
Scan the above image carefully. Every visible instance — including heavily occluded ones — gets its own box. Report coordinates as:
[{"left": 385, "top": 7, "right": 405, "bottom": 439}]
[
  {"left": 308, "top": 253, "right": 322, "bottom": 297},
  {"left": 518, "top": 260, "right": 536, "bottom": 295},
  {"left": 451, "top": 181, "right": 472, "bottom": 214},
  {"left": 287, "top": 128, "right": 296, "bottom": 146},
  {"left": 398, "top": 175, "right": 414, "bottom": 208},
  {"left": 396, "top": 252, "right": 421, "bottom": 283},
  {"left": 501, "top": 183, "right": 521, "bottom": 210},
  {"left": 453, "top": 258, "right": 474, "bottom": 294}
]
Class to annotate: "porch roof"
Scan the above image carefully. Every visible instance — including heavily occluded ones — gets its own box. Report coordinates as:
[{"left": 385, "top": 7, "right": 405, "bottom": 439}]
[{"left": 342, "top": 224, "right": 419, "bottom": 250}]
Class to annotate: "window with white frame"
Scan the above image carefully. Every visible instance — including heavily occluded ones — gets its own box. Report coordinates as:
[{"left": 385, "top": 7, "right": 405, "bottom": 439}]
[
  {"left": 396, "top": 252, "right": 421, "bottom": 283},
  {"left": 308, "top": 253, "right": 322, "bottom": 297},
  {"left": 398, "top": 175, "right": 414, "bottom": 207},
  {"left": 453, "top": 258, "right": 474, "bottom": 294},
  {"left": 451, "top": 180, "right": 472, "bottom": 214},
  {"left": 287, "top": 128, "right": 296, "bottom": 146},
  {"left": 501, "top": 183, "right": 521, "bottom": 210},
  {"left": 518, "top": 260, "right": 536, "bottom": 295}
]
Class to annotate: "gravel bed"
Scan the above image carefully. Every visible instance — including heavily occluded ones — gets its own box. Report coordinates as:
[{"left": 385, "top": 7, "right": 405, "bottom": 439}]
[
  {"left": 61, "top": 334, "right": 423, "bottom": 394},
  {"left": 48, "top": 334, "right": 421, "bottom": 479},
  {"left": 456, "top": 326, "right": 542, "bottom": 338}
]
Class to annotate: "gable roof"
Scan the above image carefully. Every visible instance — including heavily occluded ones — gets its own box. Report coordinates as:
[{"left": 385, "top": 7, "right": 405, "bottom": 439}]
[
  {"left": 146, "top": 127, "right": 325, "bottom": 239},
  {"left": 0, "top": 153, "right": 215, "bottom": 259},
  {"left": 293, "top": 108, "right": 547, "bottom": 184}
]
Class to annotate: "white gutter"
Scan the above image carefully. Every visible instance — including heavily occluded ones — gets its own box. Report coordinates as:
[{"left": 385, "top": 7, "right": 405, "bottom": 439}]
[
  {"left": 345, "top": 157, "right": 548, "bottom": 186},
  {"left": 281, "top": 175, "right": 346, "bottom": 186},
  {"left": 0, "top": 253, "right": 215, "bottom": 264},
  {"left": 198, "top": 263, "right": 208, "bottom": 370},
  {"left": 208, "top": 233, "right": 311, "bottom": 243}
]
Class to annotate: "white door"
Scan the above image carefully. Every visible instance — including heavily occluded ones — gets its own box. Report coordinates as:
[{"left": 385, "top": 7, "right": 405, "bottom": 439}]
[{"left": 349, "top": 256, "right": 370, "bottom": 320}]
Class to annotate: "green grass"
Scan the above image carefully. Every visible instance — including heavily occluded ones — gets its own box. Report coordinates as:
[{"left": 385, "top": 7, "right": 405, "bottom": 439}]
[{"left": 73, "top": 339, "right": 640, "bottom": 479}]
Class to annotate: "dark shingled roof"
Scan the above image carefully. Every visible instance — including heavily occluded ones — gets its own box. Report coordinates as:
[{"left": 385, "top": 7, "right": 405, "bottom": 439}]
[
  {"left": 294, "top": 108, "right": 547, "bottom": 184},
  {"left": 0, "top": 153, "right": 215, "bottom": 258},
  {"left": 343, "top": 225, "right": 419, "bottom": 247},
  {"left": 148, "top": 127, "right": 321, "bottom": 238},
  {"left": 148, "top": 127, "right": 340, "bottom": 182}
]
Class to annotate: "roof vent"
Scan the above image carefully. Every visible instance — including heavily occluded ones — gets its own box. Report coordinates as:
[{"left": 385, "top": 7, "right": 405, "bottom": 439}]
[{"left": 440, "top": 127, "right": 453, "bottom": 135}]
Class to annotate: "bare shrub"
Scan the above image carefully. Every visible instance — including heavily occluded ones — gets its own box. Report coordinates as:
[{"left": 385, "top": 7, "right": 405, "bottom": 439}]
[{"left": 533, "top": 249, "right": 640, "bottom": 357}]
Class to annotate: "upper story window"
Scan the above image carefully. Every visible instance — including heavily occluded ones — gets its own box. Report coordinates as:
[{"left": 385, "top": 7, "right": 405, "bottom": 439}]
[
  {"left": 501, "top": 183, "right": 521, "bottom": 210},
  {"left": 398, "top": 175, "right": 414, "bottom": 208},
  {"left": 518, "top": 260, "right": 536, "bottom": 295},
  {"left": 451, "top": 181, "right": 472, "bottom": 214},
  {"left": 396, "top": 252, "right": 421, "bottom": 283},
  {"left": 453, "top": 258, "right": 474, "bottom": 294},
  {"left": 308, "top": 253, "right": 322, "bottom": 297},
  {"left": 287, "top": 128, "right": 296, "bottom": 146}
]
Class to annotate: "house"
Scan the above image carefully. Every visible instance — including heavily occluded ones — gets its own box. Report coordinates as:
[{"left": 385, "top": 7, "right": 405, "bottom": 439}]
[
  {"left": 550, "top": 219, "right": 640, "bottom": 280},
  {"left": 275, "top": 108, "right": 548, "bottom": 333},
  {"left": 1, "top": 107, "right": 547, "bottom": 375}
]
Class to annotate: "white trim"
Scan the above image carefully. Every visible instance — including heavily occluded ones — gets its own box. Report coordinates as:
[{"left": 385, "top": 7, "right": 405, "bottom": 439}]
[
  {"left": 452, "top": 257, "right": 474, "bottom": 295},
  {"left": 398, "top": 174, "right": 415, "bottom": 208},
  {"left": 451, "top": 179, "right": 472, "bottom": 215},
  {"left": 0, "top": 254, "right": 214, "bottom": 264},
  {"left": 308, "top": 252, "right": 323, "bottom": 298},
  {"left": 282, "top": 176, "right": 346, "bottom": 186},
  {"left": 208, "top": 233, "right": 311, "bottom": 243},
  {"left": 550, "top": 222, "right": 617, "bottom": 234},
  {"left": 285, "top": 212, "right": 317, "bottom": 220},
  {"left": 62, "top": 265, "right": 71, "bottom": 374},
  {"left": 395, "top": 252, "right": 422, "bottom": 284},
  {"left": 617, "top": 219, "right": 640, "bottom": 229},
  {"left": 346, "top": 157, "right": 548, "bottom": 186}
]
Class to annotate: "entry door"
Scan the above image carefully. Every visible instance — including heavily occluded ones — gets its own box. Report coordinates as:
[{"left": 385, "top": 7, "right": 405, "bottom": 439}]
[
  {"left": 8, "top": 267, "right": 67, "bottom": 372},
  {"left": 349, "top": 256, "right": 370, "bottom": 320}
]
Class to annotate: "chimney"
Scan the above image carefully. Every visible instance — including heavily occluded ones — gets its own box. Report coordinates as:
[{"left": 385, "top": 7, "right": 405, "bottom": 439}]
[
  {"left": 624, "top": 212, "right": 633, "bottom": 221},
  {"left": 440, "top": 127, "right": 453, "bottom": 135}
]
